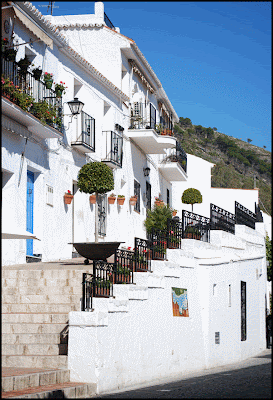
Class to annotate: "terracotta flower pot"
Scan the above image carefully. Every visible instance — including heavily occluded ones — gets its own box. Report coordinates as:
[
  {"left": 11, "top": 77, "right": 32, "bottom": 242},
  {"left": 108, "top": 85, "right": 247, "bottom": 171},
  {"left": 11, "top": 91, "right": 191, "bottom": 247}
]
[
  {"left": 64, "top": 194, "right": 73, "bottom": 204},
  {"left": 89, "top": 194, "right": 96, "bottom": 204},
  {"left": 155, "top": 200, "right": 163, "bottom": 207},
  {"left": 129, "top": 197, "right": 137, "bottom": 206},
  {"left": 108, "top": 196, "right": 116, "bottom": 204},
  {"left": 117, "top": 197, "right": 125, "bottom": 205},
  {"left": 172, "top": 211, "right": 177, "bottom": 217}
]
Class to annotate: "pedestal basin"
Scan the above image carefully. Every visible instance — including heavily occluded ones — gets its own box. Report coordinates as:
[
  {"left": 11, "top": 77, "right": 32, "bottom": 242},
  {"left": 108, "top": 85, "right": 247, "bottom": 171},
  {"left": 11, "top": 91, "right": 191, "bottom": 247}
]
[{"left": 70, "top": 242, "right": 125, "bottom": 263}]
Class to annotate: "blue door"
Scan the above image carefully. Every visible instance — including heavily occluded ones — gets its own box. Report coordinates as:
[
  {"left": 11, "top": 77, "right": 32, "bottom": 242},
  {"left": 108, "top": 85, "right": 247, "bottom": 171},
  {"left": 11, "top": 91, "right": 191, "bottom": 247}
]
[{"left": 26, "top": 170, "right": 34, "bottom": 256}]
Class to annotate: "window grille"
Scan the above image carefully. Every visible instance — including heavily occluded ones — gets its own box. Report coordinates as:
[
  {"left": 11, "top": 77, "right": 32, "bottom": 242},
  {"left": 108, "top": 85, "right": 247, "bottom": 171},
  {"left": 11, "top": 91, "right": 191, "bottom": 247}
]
[
  {"left": 46, "top": 185, "right": 53, "bottom": 206},
  {"left": 134, "top": 180, "right": 141, "bottom": 213}
]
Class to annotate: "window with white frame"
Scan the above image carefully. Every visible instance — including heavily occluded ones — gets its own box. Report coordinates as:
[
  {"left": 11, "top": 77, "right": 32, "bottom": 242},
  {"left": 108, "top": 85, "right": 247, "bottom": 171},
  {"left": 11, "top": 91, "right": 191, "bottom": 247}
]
[{"left": 46, "top": 185, "right": 53, "bottom": 206}]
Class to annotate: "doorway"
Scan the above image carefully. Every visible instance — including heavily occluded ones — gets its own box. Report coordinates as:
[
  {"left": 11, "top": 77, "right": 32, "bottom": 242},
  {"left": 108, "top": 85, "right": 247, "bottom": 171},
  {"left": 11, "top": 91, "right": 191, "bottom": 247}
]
[{"left": 26, "top": 170, "right": 34, "bottom": 255}]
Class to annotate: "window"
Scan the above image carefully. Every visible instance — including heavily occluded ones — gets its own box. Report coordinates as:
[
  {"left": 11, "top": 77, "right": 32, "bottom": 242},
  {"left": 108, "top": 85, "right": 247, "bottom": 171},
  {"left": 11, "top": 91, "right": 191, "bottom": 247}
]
[
  {"left": 167, "top": 188, "right": 170, "bottom": 205},
  {"left": 213, "top": 283, "right": 217, "bottom": 296},
  {"left": 134, "top": 180, "right": 140, "bottom": 213},
  {"left": 146, "top": 181, "right": 151, "bottom": 209},
  {"left": 98, "top": 194, "right": 107, "bottom": 236},
  {"left": 241, "top": 281, "right": 246, "bottom": 341},
  {"left": 46, "top": 185, "right": 53, "bottom": 207}
]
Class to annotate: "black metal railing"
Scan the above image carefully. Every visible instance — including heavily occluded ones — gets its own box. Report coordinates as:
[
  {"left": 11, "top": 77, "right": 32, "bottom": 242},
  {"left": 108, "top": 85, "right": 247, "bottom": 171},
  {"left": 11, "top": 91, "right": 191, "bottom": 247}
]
[
  {"left": 162, "top": 142, "right": 187, "bottom": 173},
  {"left": 210, "top": 203, "right": 235, "bottom": 235},
  {"left": 134, "top": 237, "right": 151, "bottom": 271},
  {"left": 104, "top": 12, "right": 115, "bottom": 29},
  {"left": 71, "top": 111, "right": 95, "bottom": 151},
  {"left": 82, "top": 272, "right": 93, "bottom": 311},
  {"left": 2, "top": 59, "right": 63, "bottom": 133},
  {"left": 148, "top": 229, "right": 168, "bottom": 260},
  {"left": 103, "top": 131, "right": 123, "bottom": 167},
  {"left": 167, "top": 218, "right": 183, "bottom": 249},
  {"left": 114, "top": 249, "right": 134, "bottom": 283},
  {"left": 129, "top": 102, "right": 158, "bottom": 131},
  {"left": 182, "top": 210, "right": 210, "bottom": 242},
  {"left": 235, "top": 201, "right": 256, "bottom": 230}
]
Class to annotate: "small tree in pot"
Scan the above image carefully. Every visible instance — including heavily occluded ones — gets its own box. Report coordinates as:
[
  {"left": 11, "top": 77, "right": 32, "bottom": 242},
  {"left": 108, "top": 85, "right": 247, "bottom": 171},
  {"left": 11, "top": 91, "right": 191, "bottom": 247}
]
[
  {"left": 181, "top": 188, "right": 202, "bottom": 212},
  {"left": 77, "top": 162, "right": 114, "bottom": 242}
]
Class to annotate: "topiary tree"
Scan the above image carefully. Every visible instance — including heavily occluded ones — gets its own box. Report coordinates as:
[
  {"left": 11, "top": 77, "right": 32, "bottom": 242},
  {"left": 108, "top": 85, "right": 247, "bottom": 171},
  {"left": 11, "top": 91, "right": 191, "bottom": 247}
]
[
  {"left": 181, "top": 188, "right": 202, "bottom": 212},
  {"left": 77, "top": 162, "right": 114, "bottom": 242},
  {"left": 144, "top": 203, "right": 173, "bottom": 234}
]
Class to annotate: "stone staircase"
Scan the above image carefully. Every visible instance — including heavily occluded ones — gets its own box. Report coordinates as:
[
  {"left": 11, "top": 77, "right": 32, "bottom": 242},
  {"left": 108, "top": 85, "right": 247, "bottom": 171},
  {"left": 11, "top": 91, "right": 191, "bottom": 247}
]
[
  {"left": 2, "top": 368, "right": 96, "bottom": 398},
  {"left": 2, "top": 267, "right": 90, "bottom": 369}
]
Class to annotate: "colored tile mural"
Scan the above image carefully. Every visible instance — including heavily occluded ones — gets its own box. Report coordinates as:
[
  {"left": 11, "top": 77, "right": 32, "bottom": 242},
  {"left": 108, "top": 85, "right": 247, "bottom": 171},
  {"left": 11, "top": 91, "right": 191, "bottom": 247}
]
[{"left": 172, "top": 287, "right": 189, "bottom": 317}]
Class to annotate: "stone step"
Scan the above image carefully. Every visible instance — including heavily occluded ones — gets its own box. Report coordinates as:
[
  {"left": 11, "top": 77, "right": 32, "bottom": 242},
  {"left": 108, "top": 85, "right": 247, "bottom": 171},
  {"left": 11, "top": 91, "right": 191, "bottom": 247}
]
[
  {"left": 2, "top": 333, "right": 63, "bottom": 345},
  {"left": 2, "top": 286, "right": 82, "bottom": 296},
  {"left": 2, "top": 303, "right": 78, "bottom": 313},
  {"left": 2, "top": 344, "right": 67, "bottom": 356},
  {"left": 1, "top": 270, "right": 90, "bottom": 280},
  {"left": 2, "top": 294, "right": 81, "bottom": 305},
  {"left": 2, "top": 369, "right": 70, "bottom": 392},
  {"left": 2, "top": 313, "right": 69, "bottom": 324},
  {"left": 1, "top": 381, "right": 96, "bottom": 398},
  {"left": 2, "top": 355, "right": 68, "bottom": 369},
  {"left": 2, "top": 277, "right": 85, "bottom": 288},
  {"left": 2, "top": 323, "right": 68, "bottom": 334}
]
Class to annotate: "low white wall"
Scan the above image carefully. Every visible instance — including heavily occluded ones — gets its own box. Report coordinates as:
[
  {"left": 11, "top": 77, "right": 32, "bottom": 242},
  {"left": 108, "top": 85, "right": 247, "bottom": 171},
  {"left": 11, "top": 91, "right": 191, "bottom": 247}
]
[{"left": 68, "top": 230, "right": 267, "bottom": 394}]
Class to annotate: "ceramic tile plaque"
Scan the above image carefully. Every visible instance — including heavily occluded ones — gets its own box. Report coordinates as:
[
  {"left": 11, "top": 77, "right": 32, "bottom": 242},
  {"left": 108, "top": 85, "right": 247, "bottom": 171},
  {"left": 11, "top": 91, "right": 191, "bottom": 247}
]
[{"left": 172, "top": 287, "right": 189, "bottom": 317}]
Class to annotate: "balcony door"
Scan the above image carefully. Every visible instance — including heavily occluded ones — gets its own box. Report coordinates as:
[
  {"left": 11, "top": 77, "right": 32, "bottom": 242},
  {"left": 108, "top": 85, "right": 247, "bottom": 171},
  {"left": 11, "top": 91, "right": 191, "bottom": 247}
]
[
  {"left": 26, "top": 170, "right": 34, "bottom": 256},
  {"left": 98, "top": 194, "right": 107, "bottom": 236}
]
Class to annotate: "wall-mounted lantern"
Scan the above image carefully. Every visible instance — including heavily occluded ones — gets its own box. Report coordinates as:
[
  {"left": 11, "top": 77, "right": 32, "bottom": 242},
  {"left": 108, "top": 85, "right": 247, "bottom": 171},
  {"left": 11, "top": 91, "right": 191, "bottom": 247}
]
[{"left": 143, "top": 167, "right": 151, "bottom": 177}]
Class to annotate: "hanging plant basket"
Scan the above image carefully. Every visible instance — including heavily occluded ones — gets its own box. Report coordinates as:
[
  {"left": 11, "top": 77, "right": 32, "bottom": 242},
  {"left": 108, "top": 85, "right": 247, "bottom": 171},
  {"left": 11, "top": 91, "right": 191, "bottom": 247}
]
[
  {"left": 89, "top": 194, "right": 96, "bottom": 204},
  {"left": 55, "top": 89, "right": 63, "bottom": 98},
  {"left": 108, "top": 195, "right": 116, "bottom": 204},
  {"left": 64, "top": 194, "right": 74, "bottom": 204},
  {"left": 4, "top": 48, "right": 17, "bottom": 62},
  {"left": 32, "top": 69, "right": 42, "bottom": 81}
]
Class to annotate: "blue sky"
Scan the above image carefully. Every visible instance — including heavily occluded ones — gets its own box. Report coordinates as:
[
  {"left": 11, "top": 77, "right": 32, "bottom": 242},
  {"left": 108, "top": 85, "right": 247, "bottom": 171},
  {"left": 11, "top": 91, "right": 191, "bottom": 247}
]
[{"left": 32, "top": 1, "right": 271, "bottom": 150}]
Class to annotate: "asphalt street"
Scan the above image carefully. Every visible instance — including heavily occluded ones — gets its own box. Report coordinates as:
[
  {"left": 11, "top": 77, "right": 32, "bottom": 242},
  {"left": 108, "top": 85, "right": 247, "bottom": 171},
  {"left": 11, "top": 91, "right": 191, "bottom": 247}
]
[{"left": 96, "top": 350, "right": 272, "bottom": 398}]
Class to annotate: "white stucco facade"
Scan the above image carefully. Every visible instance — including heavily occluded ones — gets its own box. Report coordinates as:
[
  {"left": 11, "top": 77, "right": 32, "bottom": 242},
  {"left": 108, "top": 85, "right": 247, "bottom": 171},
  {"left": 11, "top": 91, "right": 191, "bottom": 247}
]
[{"left": 68, "top": 225, "right": 267, "bottom": 394}]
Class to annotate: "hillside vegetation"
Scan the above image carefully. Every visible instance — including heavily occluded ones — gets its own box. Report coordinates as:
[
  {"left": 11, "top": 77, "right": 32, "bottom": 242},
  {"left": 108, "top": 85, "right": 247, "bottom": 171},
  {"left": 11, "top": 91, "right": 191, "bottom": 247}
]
[{"left": 174, "top": 117, "right": 271, "bottom": 215}]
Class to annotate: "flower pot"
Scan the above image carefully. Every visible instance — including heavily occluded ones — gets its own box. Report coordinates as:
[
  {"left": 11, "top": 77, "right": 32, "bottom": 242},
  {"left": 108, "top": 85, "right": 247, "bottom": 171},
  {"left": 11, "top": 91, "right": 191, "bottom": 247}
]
[
  {"left": 33, "top": 70, "right": 42, "bottom": 81},
  {"left": 172, "top": 211, "right": 177, "bottom": 217},
  {"left": 64, "top": 194, "right": 73, "bottom": 204},
  {"left": 154, "top": 200, "right": 163, "bottom": 207},
  {"left": 45, "top": 81, "right": 53, "bottom": 90},
  {"left": 129, "top": 197, "right": 137, "bottom": 206},
  {"left": 89, "top": 195, "right": 96, "bottom": 204},
  {"left": 108, "top": 196, "right": 116, "bottom": 204},
  {"left": 4, "top": 49, "right": 17, "bottom": 61},
  {"left": 117, "top": 197, "right": 125, "bottom": 205},
  {"left": 55, "top": 89, "right": 63, "bottom": 98}
]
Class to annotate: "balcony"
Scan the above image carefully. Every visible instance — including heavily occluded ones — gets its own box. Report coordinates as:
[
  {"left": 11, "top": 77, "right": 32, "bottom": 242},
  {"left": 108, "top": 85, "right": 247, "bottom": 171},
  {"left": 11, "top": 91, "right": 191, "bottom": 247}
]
[
  {"left": 2, "top": 59, "right": 63, "bottom": 139},
  {"left": 158, "top": 141, "right": 187, "bottom": 181},
  {"left": 71, "top": 111, "right": 95, "bottom": 153},
  {"left": 128, "top": 102, "right": 175, "bottom": 154},
  {"left": 101, "top": 131, "right": 123, "bottom": 169}
]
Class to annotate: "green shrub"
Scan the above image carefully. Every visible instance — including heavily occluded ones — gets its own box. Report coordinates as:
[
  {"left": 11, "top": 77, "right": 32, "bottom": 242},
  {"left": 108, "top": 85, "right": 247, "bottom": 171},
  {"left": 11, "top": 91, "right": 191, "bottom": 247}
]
[
  {"left": 144, "top": 203, "right": 173, "bottom": 234},
  {"left": 181, "top": 188, "right": 202, "bottom": 212}
]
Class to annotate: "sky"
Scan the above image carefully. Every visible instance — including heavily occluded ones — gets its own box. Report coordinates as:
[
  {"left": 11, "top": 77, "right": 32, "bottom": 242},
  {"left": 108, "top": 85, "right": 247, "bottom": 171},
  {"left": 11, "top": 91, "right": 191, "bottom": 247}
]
[{"left": 31, "top": 1, "right": 272, "bottom": 151}]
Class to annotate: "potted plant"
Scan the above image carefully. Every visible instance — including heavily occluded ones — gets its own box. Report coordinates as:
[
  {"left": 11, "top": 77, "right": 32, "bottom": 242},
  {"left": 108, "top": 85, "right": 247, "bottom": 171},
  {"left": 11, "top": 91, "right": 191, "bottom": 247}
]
[
  {"left": 155, "top": 123, "right": 163, "bottom": 134},
  {"left": 172, "top": 209, "right": 177, "bottom": 217},
  {"left": 181, "top": 188, "right": 202, "bottom": 212},
  {"left": 2, "top": 38, "right": 9, "bottom": 52},
  {"left": 144, "top": 203, "right": 173, "bottom": 233},
  {"left": 54, "top": 81, "right": 67, "bottom": 98},
  {"left": 32, "top": 66, "right": 43, "bottom": 81},
  {"left": 117, "top": 195, "right": 125, "bottom": 205},
  {"left": 64, "top": 189, "right": 73, "bottom": 204},
  {"left": 154, "top": 196, "right": 163, "bottom": 207},
  {"left": 89, "top": 193, "right": 96, "bottom": 204},
  {"left": 43, "top": 72, "right": 54, "bottom": 89},
  {"left": 3, "top": 39, "right": 17, "bottom": 62},
  {"left": 17, "top": 56, "right": 31, "bottom": 76},
  {"left": 129, "top": 195, "right": 137, "bottom": 206},
  {"left": 77, "top": 161, "right": 114, "bottom": 242},
  {"left": 108, "top": 193, "right": 116, "bottom": 204},
  {"left": 184, "top": 225, "right": 201, "bottom": 240}
]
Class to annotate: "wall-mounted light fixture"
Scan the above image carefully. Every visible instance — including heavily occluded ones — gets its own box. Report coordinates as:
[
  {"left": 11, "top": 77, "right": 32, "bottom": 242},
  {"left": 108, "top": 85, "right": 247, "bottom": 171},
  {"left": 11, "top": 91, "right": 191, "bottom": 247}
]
[
  {"left": 143, "top": 167, "right": 151, "bottom": 177},
  {"left": 67, "top": 97, "right": 84, "bottom": 116}
]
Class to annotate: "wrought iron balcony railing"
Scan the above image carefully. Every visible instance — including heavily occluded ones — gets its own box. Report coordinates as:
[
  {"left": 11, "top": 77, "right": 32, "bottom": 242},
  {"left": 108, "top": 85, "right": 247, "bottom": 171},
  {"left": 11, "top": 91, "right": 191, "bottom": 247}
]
[
  {"left": 102, "top": 130, "right": 123, "bottom": 168},
  {"left": 2, "top": 59, "right": 63, "bottom": 133},
  {"left": 129, "top": 102, "right": 157, "bottom": 130},
  {"left": 71, "top": 111, "right": 95, "bottom": 152}
]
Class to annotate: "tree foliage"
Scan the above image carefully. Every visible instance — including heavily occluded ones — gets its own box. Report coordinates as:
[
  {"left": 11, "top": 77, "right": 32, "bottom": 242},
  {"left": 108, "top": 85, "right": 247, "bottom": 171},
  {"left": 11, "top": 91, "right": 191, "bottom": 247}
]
[
  {"left": 144, "top": 203, "right": 173, "bottom": 233},
  {"left": 181, "top": 188, "right": 202, "bottom": 212},
  {"left": 77, "top": 162, "right": 114, "bottom": 194},
  {"left": 266, "top": 235, "right": 272, "bottom": 281}
]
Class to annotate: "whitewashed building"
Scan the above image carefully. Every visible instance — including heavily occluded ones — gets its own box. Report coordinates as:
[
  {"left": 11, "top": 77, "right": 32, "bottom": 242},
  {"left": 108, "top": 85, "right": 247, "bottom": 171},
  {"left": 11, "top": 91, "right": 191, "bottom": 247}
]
[{"left": 1, "top": 2, "right": 270, "bottom": 393}]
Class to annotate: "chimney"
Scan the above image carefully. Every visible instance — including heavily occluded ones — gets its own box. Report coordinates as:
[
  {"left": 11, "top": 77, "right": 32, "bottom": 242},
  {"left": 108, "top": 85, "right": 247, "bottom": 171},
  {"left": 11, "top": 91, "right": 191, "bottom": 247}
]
[{"left": 95, "top": 2, "right": 104, "bottom": 19}]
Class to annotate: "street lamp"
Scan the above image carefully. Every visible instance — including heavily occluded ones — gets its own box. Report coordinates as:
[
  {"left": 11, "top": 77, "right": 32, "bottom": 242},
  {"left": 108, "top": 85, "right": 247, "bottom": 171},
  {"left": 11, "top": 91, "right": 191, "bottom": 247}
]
[
  {"left": 143, "top": 167, "right": 151, "bottom": 177},
  {"left": 67, "top": 97, "right": 84, "bottom": 116}
]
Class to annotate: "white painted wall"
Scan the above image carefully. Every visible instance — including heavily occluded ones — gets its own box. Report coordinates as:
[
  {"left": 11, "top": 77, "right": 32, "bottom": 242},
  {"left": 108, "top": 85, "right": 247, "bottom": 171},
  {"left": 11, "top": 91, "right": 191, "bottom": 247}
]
[{"left": 68, "top": 228, "right": 267, "bottom": 394}]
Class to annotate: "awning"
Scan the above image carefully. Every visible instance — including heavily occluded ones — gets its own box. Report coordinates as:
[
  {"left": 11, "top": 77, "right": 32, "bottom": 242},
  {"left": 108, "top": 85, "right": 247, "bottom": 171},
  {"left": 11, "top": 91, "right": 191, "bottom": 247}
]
[
  {"left": 13, "top": 6, "right": 53, "bottom": 49},
  {"left": 2, "top": 230, "right": 40, "bottom": 240}
]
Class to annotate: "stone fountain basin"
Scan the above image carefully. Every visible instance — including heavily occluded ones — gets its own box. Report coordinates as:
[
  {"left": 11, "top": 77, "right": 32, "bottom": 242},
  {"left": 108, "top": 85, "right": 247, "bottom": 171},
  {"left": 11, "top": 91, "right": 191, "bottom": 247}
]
[{"left": 70, "top": 242, "right": 125, "bottom": 262}]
